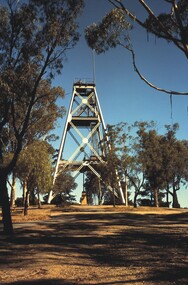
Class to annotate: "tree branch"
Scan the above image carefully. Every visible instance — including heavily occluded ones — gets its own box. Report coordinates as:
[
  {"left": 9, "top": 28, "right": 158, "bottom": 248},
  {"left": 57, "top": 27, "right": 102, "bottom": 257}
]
[
  {"left": 118, "top": 41, "right": 188, "bottom": 96},
  {"left": 108, "top": 0, "right": 188, "bottom": 57},
  {"left": 173, "top": 0, "right": 188, "bottom": 55}
]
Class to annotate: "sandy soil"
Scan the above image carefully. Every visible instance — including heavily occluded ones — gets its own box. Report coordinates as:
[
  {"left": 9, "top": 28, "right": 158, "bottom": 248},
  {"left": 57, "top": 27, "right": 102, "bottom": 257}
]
[{"left": 0, "top": 205, "right": 188, "bottom": 285}]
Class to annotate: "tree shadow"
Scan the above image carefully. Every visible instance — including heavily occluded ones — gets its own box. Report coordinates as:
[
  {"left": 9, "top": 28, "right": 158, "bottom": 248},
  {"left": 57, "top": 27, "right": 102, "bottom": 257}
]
[
  {"left": 0, "top": 212, "right": 188, "bottom": 284},
  {"left": 2, "top": 280, "right": 76, "bottom": 285}
]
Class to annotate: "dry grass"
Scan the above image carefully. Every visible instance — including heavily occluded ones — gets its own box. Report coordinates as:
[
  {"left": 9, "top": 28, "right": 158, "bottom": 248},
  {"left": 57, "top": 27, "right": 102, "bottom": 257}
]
[{"left": 9, "top": 204, "right": 188, "bottom": 222}]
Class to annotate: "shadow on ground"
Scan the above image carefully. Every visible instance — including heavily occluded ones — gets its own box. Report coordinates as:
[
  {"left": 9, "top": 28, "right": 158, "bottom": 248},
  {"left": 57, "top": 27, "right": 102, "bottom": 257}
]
[
  {"left": 0, "top": 280, "right": 77, "bottom": 285},
  {"left": 0, "top": 211, "right": 188, "bottom": 284}
]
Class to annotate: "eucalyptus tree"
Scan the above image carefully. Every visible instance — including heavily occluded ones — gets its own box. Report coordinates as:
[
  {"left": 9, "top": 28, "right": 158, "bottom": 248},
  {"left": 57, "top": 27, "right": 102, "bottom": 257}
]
[
  {"left": 81, "top": 125, "right": 122, "bottom": 206},
  {"left": 126, "top": 156, "right": 146, "bottom": 208},
  {"left": 106, "top": 123, "right": 132, "bottom": 204},
  {"left": 0, "top": 0, "right": 84, "bottom": 234},
  {"left": 134, "top": 121, "right": 165, "bottom": 207},
  {"left": 8, "top": 82, "right": 65, "bottom": 207},
  {"left": 161, "top": 124, "right": 188, "bottom": 207},
  {"left": 85, "top": 0, "right": 188, "bottom": 95},
  {"left": 84, "top": 171, "right": 103, "bottom": 205},
  {"left": 51, "top": 171, "right": 77, "bottom": 205},
  {"left": 134, "top": 121, "right": 188, "bottom": 207},
  {"left": 15, "top": 141, "right": 53, "bottom": 215},
  {"left": 108, "top": 122, "right": 155, "bottom": 207}
]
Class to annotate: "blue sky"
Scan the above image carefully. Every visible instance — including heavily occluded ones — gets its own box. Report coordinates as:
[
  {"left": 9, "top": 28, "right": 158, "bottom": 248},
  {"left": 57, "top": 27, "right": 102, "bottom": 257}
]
[{"left": 53, "top": 0, "right": 188, "bottom": 207}]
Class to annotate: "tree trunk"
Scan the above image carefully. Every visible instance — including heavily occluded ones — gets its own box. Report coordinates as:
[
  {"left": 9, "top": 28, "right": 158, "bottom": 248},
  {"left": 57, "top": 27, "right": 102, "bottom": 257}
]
[
  {"left": 0, "top": 173, "right": 13, "bottom": 234},
  {"left": 98, "top": 179, "right": 102, "bottom": 205},
  {"left": 113, "top": 188, "right": 116, "bottom": 207},
  {"left": 31, "top": 188, "right": 35, "bottom": 205},
  {"left": 10, "top": 172, "right": 16, "bottom": 208},
  {"left": 38, "top": 191, "right": 41, "bottom": 209},
  {"left": 22, "top": 180, "right": 27, "bottom": 207},
  {"left": 172, "top": 188, "right": 180, "bottom": 208},
  {"left": 133, "top": 191, "right": 138, "bottom": 208},
  {"left": 24, "top": 190, "right": 30, "bottom": 216},
  {"left": 124, "top": 174, "right": 128, "bottom": 206},
  {"left": 166, "top": 185, "right": 169, "bottom": 207},
  {"left": 153, "top": 188, "right": 159, "bottom": 207}
]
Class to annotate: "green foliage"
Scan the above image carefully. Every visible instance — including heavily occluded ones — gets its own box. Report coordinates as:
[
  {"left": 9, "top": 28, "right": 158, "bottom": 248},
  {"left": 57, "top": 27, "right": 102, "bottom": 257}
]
[
  {"left": 84, "top": 171, "right": 99, "bottom": 204},
  {"left": 86, "top": 1, "right": 188, "bottom": 95},
  {"left": 103, "top": 0, "right": 188, "bottom": 57},
  {"left": 145, "top": 0, "right": 188, "bottom": 46},
  {"left": 131, "top": 122, "right": 188, "bottom": 207},
  {"left": 0, "top": 0, "right": 84, "bottom": 233},
  {"left": 24, "top": 82, "right": 66, "bottom": 144},
  {"left": 52, "top": 171, "right": 77, "bottom": 205},
  {"left": 104, "top": 121, "right": 188, "bottom": 207},
  {"left": 15, "top": 197, "right": 23, "bottom": 207},
  {"left": 16, "top": 141, "right": 53, "bottom": 194},
  {"left": 85, "top": 8, "right": 132, "bottom": 54},
  {"left": 0, "top": 0, "right": 84, "bottom": 174},
  {"left": 82, "top": 120, "right": 188, "bottom": 207},
  {"left": 83, "top": 123, "right": 132, "bottom": 205},
  {"left": 84, "top": 170, "right": 107, "bottom": 205}
]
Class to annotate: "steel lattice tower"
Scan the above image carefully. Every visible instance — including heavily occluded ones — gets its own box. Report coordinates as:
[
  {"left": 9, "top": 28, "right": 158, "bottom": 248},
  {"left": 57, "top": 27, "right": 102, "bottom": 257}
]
[{"left": 48, "top": 80, "right": 125, "bottom": 204}]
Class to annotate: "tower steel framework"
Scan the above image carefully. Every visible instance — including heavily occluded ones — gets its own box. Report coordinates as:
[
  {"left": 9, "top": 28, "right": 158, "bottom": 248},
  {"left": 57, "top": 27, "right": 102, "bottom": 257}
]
[{"left": 48, "top": 80, "right": 125, "bottom": 204}]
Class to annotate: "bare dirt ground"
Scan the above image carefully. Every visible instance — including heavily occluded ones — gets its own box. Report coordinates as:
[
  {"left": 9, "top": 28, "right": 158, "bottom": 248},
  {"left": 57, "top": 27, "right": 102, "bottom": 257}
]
[{"left": 0, "top": 205, "right": 188, "bottom": 285}]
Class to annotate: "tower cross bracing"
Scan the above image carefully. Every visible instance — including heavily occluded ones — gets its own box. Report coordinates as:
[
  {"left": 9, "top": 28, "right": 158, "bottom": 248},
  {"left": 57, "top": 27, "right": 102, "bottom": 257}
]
[{"left": 48, "top": 80, "right": 125, "bottom": 204}]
